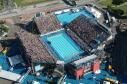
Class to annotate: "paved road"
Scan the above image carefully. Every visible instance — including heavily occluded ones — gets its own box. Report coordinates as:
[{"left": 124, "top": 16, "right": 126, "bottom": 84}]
[
  {"left": 0, "top": 78, "right": 12, "bottom": 84},
  {"left": 0, "top": 0, "right": 61, "bottom": 19},
  {"left": 0, "top": 0, "right": 96, "bottom": 19}
]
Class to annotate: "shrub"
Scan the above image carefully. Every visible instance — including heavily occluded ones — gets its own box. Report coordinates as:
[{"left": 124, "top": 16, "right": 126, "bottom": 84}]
[
  {"left": 107, "top": 6, "right": 124, "bottom": 16},
  {"left": 112, "top": 0, "right": 127, "bottom": 5},
  {"left": 0, "top": 24, "right": 9, "bottom": 33}
]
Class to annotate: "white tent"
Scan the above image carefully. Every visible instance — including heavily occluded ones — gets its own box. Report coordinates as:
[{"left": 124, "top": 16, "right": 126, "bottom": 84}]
[{"left": 0, "top": 70, "right": 21, "bottom": 82}]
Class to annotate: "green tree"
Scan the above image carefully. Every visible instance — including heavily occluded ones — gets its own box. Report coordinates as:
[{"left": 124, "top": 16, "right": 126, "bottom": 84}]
[
  {"left": 107, "top": 5, "right": 124, "bottom": 16},
  {"left": 0, "top": 0, "right": 4, "bottom": 10},
  {"left": 0, "top": 24, "right": 9, "bottom": 36},
  {"left": 62, "top": 0, "right": 76, "bottom": 6},
  {"left": 112, "top": 0, "right": 127, "bottom": 5}
]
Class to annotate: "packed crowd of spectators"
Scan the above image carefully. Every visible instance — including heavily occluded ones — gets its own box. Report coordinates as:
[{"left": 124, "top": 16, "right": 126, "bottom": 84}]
[
  {"left": 66, "top": 29, "right": 91, "bottom": 52},
  {"left": 67, "top": 15, "right": 108, "bottom": 46},
  {"left": 34, "top": 14, "right": 61, "bottom": 34},
  {"left": 16, "top": 29, "right": 56, "bottom": 64}
]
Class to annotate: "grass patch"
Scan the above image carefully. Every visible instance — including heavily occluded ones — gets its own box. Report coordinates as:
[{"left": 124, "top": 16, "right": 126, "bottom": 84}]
[
  {"left": 0, "top": 0, "right": 4, "bottom": 10},
  {"left": 98, "top": 0, "right": 113, "bottom": 6},
  {"left": 116, "top": 4, "right": 127, "bottom": 15},
  {"left": 14, "top": 0, "right": 52, "bottom": 6},
  {"left": 98, "top": 0, "right": 127, "bottom": 16}
]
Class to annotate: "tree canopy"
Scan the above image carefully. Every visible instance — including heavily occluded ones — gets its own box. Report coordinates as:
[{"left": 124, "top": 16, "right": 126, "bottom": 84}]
[
  {"left": 0, "top": 24, "right": 9, "bottom": 36},
  {"left": 62, "top": 0, "right": 76, "bottom": 6},
  {"left": 112, "top": 0, "right": 127, "bottom": 5}
]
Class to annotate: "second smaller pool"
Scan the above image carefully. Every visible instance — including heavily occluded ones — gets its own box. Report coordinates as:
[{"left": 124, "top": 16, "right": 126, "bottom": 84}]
[
  {"left": 56, "top": 8, "right": 95, "bottom": 25},
  {"left": 41, "top": 30, "right": 84, "bottom": 63}
]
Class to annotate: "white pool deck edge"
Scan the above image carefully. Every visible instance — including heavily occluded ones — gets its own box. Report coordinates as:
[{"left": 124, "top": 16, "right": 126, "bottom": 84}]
[{"left": 40, "top": 28, "right": 64, "bottom": 37}]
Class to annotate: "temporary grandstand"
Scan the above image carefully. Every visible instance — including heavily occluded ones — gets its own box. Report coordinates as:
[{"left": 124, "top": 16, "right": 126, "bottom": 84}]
[
  {"left": 34, "top": 14, "right": 61, "bottom": 34},
  {"left": 66, "top": 15, "right": 110, "bottom": 50},
  {"left": 15, "top": 29, "right": 57, "bottom": 73}
]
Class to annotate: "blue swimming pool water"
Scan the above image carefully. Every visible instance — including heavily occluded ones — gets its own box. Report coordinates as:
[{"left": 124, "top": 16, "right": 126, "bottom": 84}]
[
  {"left": 41, "top": 30, "right": 84, "bottom": 62},
  {"left": 56, "top": 9, "right": 94, "bottom": 24}
]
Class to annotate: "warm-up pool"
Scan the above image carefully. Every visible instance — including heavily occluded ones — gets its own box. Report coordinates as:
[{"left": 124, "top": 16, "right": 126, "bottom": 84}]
[
  {"left": 41, "top": 30, "right": 84, "bottom": 63},
  {"left": 56, "top": 8, "right": 95, "bottom": 24}
]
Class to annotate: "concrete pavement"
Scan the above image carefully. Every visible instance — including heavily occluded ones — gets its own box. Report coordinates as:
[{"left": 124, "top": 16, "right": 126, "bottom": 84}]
[
  {"left": 0, "top": 0, "right": 61, "bottom": 19},
  {"left": 0, "top": 0, "right": 96, "bottom": 19}
]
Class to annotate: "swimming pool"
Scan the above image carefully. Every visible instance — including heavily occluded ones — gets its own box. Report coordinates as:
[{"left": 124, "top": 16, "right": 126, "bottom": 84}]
[
  {"left": 56, "top": 8, "right": 94, "bottom": 24},
  {"left": 41, "top": 30, "right": 84, "bottom": 63}
]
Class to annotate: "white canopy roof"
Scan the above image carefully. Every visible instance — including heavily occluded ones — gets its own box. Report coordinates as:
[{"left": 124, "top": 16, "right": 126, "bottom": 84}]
[{"left": 73, "top": 54, "right": 97, "bottom": 66}]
